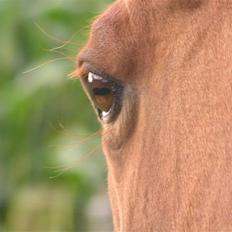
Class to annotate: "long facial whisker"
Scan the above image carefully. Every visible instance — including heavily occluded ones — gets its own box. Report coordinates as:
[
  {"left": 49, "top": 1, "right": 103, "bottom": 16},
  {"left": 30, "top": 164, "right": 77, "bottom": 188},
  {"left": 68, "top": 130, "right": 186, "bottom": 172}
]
[
  {"left": 22, "top": 57, "right": 75, "bottom": 75},
  {"left": 49, "top": 39, "right": 76, "bottom": 52},
  {"left": 48, "top": 145, "right": 101, "bottom": 179},
  {"left": 34, "top": 22, "right": 78, "bottom": 47},
  {"left": 49, "top": 120, "right": 115, "bottom": 147},
  {"left": 46, "top": 128, "right": 114, "bottom": 173},
  {"left": 43, "top": 48, "right": 76, "bottom": 61},
  {"left": 48, "top": 139, "right": 99, "bottom": 151}
]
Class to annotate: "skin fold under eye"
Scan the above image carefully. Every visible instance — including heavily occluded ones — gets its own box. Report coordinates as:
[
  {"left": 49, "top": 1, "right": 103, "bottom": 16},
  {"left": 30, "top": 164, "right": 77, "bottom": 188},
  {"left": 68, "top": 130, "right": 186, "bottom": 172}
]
[{"left": 82, "top": 72, "right": 123, "bottom": 123}]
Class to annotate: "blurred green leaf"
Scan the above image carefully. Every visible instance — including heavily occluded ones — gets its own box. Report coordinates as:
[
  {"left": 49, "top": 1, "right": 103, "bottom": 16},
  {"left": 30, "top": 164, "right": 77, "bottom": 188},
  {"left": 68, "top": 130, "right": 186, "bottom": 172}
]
[{"left": 0, "top": 0, "right": 113, "bottom": 231}]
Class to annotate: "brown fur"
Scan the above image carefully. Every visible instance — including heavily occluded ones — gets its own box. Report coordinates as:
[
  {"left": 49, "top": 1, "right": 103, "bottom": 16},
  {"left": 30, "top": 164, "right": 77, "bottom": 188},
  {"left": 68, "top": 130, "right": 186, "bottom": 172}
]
[{"left": 74, "top": 0, "right": 232, "bottom": 231}]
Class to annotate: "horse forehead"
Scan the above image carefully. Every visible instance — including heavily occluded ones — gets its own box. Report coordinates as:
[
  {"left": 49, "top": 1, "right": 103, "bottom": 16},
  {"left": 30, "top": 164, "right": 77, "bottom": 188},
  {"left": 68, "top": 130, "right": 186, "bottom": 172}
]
[
  {"left": 78, "top": 0, "right": 215, "bottom": 79},
  {"left": 91, "top": 0, "right": 169, "bottom": 36},
  {"left": 78, "top": 0, "right": 155, "bottom": 79},
  {"left": 89, "top": 0, "right": 206, "bottom": 47},
  {"left": 91, "top": 0, "right": 146, "bottom": 38}
]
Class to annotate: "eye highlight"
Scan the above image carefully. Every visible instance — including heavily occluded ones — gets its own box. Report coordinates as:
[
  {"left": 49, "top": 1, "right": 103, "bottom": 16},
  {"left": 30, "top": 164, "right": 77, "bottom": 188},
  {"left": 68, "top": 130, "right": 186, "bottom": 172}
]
[{"left": 82, "top": 72, "right": 123, "bottom": 123}]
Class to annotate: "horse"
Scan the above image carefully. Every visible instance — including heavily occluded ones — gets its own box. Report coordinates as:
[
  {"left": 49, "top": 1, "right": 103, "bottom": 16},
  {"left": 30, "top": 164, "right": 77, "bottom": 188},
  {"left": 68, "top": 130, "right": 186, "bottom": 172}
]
[{"left": 72, "top": 0, "right": 232, "bottom": 230}]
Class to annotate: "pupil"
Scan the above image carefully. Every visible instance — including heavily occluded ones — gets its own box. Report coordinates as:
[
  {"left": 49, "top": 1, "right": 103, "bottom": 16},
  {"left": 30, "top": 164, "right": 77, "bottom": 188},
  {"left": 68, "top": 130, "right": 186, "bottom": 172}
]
[{"left": 93, "top": 88, "right": 111, "bottom": 96}]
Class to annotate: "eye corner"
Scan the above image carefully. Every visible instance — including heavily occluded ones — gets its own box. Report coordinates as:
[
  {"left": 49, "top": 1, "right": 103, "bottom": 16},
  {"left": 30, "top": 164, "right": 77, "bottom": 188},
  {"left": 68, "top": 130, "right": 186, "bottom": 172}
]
[{"left": 69, "top": 66, "right": 88, "bottom": 80}]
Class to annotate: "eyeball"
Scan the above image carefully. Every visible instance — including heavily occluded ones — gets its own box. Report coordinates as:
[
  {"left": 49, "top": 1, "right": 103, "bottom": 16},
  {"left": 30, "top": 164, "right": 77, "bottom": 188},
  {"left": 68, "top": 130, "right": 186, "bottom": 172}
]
[{"left": 82, "top": 72, "right": 123, "bottom": 123}]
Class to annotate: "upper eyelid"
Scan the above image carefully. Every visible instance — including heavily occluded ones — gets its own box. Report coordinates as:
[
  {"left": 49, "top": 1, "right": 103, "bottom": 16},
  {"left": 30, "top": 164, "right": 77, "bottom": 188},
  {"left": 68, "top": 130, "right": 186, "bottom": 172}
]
[
  {"left": 83, "top": 63, "right": 111, "bottom": 79},
  {"left": 81, "top": 62, "right": 124, "bottom": 85}
]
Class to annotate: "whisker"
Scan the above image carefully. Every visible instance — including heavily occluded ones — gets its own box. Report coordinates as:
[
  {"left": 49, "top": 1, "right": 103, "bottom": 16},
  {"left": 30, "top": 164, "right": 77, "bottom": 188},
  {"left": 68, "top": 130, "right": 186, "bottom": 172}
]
[
  {"left": 48, "top": 121, "right": 102, "bottom": 148},
  {"left": 46, "top": 127, "right": 117, "bottom": 172},
  {"left": 34, "top": 22, "right": 78, "bottom": 47},
  {"left": 75, "top": 129, "right": 102, "bottom": 144},
  {"left": 49, "top": 39, "right": 76, "bottom": 51},
  {"left": 44, "top": 48, "right": 76, "bottom": 61},
  {"left": 47, "top": 120, "right": 102, "bottom": 144},
  {"left": 22, "top": 57, "right": 74, "bottom": 74},
  {"left": 48, "top": 129, "right": 102, "bottom": 150},
  {"left": 49, "top": 145, "right": 101, "bottom": 179}
]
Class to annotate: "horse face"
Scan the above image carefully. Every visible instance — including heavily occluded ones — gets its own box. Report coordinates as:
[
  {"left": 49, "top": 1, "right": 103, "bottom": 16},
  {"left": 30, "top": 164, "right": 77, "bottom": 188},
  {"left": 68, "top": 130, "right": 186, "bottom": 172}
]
[
  {"left": 74, "top": 0, "right": 232, "bottom": 230},
  {"left": 76, "top": 0, "right": 159, "bottom": 151}
]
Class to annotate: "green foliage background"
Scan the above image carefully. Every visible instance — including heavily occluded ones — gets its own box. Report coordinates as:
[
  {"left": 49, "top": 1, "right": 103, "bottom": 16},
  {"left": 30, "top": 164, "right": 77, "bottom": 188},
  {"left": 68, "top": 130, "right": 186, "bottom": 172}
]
[{"left": 0, "top": 0, "right": 113, "bottom": 231}]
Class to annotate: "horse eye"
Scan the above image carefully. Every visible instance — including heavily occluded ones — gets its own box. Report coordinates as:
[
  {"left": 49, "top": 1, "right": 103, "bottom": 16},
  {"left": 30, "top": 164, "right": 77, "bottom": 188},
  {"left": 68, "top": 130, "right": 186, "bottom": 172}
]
[{"left": 83, "top": 72, "right": 123, "bottom": 123}]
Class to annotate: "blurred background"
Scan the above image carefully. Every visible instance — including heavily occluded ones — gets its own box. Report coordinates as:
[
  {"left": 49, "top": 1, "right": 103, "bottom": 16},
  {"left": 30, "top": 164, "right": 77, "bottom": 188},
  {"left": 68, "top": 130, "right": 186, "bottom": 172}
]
[{"left": 0, "top": 0, "right": 113, "bottom": 231}]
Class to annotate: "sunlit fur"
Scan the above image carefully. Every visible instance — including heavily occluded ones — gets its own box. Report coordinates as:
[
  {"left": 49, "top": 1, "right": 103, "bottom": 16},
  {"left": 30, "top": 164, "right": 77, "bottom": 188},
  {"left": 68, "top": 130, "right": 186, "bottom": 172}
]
[{"left": 76, "top": 0, "right": 232, "bottom": 230}]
